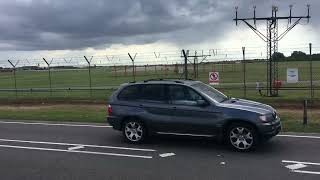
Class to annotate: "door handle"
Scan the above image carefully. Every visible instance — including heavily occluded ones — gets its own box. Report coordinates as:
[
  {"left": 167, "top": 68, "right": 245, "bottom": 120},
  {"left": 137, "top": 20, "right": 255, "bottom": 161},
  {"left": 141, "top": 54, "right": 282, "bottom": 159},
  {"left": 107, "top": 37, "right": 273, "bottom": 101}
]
[{"left": 172, "top": 107, "right": 177, "bottom": 110}]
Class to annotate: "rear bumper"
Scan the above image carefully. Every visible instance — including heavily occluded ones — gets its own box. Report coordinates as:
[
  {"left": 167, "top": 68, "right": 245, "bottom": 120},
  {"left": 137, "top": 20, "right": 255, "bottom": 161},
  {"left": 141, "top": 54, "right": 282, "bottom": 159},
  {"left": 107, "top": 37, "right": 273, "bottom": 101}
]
[{"left": 107, "top": 116, "right": 122, "bottom": 131}]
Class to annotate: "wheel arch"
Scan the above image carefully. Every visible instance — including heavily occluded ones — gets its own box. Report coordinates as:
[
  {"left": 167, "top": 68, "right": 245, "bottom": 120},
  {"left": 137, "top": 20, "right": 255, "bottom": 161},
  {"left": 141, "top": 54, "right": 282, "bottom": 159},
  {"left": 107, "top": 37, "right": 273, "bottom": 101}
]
[
  {"left": 120, "top": 116, "right": 148, "bottom": 130},
  {"left": 222, "top": 119, "right": 259, "bottom": 137}
]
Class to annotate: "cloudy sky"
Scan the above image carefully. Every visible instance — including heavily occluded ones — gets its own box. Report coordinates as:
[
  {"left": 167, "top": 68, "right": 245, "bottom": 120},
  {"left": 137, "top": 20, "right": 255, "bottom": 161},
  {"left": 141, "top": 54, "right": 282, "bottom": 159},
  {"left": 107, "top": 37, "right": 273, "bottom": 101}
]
[{"left": 0, "top": 0, "right": 319, "bottom": 67}]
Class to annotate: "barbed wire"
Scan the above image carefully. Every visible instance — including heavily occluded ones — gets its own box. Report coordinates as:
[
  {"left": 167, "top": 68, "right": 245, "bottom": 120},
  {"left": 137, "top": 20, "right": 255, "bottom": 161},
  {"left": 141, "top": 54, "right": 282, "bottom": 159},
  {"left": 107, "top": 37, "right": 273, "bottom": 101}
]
[{"left": 0, "top": 45, "right": 319, "bottom": 68}]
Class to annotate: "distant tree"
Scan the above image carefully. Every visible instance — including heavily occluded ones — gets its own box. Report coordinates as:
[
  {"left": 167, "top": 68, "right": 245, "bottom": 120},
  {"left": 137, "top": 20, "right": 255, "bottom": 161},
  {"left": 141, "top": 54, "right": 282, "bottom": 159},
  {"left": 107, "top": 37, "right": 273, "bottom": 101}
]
[
  {"left": 272, "top": 52, "right": 285, "bottom": 59},
  {"left": 290, "top": 51, "right": 307, "bottom": 59}
]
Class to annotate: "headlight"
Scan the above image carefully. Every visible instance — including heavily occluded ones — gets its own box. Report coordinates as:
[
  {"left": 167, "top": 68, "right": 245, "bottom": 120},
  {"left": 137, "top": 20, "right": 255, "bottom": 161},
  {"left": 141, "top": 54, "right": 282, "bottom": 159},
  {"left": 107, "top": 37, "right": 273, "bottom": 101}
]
[{"left": 259, "top": 115, "right": 268, "bottom": 122}]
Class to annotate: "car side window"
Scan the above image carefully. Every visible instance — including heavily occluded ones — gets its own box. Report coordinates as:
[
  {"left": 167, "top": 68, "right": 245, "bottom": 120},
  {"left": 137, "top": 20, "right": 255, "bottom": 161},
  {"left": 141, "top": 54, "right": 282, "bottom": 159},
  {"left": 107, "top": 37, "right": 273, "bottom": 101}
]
[
  {"left": 168, "top": 85, "right": 204, "bottom": 106},
  {"left": 118, "top": 85, "right": 141, "bottom": 101},
  {"left": 140, "top": 84, "right": 167, "bottom": 103}
]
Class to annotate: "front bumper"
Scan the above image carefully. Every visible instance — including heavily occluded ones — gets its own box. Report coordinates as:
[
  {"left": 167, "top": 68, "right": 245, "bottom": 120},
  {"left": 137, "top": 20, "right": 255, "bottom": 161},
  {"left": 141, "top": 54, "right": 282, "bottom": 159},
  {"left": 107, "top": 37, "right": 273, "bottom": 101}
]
[{"left": 258, "top": 116, "right": 282, "bottom": 139}]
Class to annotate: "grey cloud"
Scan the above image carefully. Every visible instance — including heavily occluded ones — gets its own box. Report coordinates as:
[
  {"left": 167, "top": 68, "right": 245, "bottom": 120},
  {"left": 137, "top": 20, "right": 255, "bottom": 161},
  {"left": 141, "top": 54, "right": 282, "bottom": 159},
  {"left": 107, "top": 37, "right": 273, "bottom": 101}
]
[{"left": 0, "top": 0, "right": 318, "bottom": 51}]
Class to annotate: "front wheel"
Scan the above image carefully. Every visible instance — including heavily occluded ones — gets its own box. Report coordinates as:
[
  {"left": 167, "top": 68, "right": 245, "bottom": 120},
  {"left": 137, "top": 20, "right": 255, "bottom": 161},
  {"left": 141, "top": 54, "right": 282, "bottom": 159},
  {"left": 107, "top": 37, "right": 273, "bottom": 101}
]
[
  {"left": 226, "top": 123, "right": 258, "bottom": 152},
  {"left": 122, "top": 119, "right": 146, "bottom": 143}
]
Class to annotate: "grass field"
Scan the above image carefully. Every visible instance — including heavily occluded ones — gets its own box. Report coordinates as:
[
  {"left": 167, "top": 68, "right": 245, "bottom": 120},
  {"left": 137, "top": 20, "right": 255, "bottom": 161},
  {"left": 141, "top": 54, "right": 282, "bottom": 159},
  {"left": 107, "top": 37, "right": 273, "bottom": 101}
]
[
  {"left": 0, "top": 60, "right": 319, "bottom": 103},
  {"left": 0, "top": 104, "right": 318, "bottom": 133}
]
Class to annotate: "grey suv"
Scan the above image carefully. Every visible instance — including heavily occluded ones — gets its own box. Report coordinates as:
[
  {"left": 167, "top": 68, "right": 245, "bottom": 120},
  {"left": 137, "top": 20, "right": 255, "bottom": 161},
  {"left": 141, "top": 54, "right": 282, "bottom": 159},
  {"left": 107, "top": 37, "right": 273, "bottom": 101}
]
[{"left": 107, "top": 79, "right": 281, "bottom": 151}]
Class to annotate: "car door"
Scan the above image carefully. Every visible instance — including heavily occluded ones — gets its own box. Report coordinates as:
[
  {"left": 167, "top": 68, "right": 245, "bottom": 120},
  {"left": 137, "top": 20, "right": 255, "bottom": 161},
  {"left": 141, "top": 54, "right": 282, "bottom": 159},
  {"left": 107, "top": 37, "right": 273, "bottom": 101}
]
[
  {"left": 167, "top": 85, "right": 220, "bottom": 136},
  {"left": 137, "top": 84, "right": 176, "bottom": 132}
]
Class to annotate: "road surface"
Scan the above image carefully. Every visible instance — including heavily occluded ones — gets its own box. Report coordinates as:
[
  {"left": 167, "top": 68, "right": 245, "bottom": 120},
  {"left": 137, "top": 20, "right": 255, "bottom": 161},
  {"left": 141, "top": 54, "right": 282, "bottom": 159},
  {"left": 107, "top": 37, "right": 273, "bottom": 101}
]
[{"left": 0, "top": 120, "right": 319, "bottom": 180}]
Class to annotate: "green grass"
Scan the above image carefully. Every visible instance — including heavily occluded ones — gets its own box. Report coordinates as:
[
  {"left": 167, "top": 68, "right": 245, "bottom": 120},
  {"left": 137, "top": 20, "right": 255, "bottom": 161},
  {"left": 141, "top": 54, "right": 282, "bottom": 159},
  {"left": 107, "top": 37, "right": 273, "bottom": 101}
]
[
  {"left": 0, "top": 104, "right": 319, "bottom": 133},
  {"left": 278, "top": 109, "right": 320, "bottom": 133},
  {"left": 0, "top": 105, "right": 106, "bottom": 123},
  {"left": 0, "top": 60, "right": 319, "bottom": 103}
]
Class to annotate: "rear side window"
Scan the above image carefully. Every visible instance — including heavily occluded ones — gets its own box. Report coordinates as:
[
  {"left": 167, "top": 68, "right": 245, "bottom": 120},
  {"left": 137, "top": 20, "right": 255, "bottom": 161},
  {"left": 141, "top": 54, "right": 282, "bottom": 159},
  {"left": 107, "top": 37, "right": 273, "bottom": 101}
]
[
  {"left": 140, "top": 84, "right": 167, "bottom": 103},
  {"left": 118, "top": 85, "right": 140, "bottom": 101}
]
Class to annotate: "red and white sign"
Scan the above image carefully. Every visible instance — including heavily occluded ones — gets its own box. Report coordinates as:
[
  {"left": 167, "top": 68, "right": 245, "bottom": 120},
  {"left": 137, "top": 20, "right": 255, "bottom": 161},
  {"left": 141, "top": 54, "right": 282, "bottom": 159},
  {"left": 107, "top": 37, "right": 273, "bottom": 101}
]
[{"left": 209, "top": 72, "right": 219, "bottom": 85}]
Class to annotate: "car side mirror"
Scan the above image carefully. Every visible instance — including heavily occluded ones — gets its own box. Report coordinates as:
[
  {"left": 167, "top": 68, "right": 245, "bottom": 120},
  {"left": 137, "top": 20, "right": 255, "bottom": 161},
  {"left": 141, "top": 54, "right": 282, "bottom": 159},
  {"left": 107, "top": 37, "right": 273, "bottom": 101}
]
[{"left": 196, "top": 100, "right": 208, "bottom": 107}]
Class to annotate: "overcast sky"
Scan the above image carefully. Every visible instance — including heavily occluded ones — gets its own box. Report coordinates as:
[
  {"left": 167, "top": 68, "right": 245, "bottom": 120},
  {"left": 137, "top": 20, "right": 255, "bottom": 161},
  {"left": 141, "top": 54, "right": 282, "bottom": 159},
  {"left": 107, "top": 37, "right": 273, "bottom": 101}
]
[{"left": 0, "top": 0, "right": 319, "bottom": 67}]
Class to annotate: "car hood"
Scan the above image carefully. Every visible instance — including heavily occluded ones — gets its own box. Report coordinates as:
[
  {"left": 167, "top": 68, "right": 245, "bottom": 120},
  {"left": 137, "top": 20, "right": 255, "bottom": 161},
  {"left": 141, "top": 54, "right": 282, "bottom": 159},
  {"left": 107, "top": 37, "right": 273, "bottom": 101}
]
[{"left": 219, "top": 98, "right": 275, "bottom": 115}]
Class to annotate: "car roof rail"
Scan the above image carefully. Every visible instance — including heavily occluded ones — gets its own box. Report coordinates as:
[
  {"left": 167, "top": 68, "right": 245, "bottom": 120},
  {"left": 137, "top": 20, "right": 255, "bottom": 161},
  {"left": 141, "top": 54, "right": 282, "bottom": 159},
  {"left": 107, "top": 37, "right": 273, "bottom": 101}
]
[
  {"left": 143, "top": 78, "right": 163, "bottom": 82},
  {"left": 143, "top": 78, "right": 185, "bottom": 84}
]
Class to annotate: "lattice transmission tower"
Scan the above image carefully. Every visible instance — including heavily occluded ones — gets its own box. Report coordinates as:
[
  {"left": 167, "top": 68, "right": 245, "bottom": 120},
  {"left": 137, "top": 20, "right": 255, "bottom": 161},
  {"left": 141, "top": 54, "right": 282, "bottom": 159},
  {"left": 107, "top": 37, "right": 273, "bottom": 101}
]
[{"left": 234, "top": 5, "right": 311, "bottom": 96}]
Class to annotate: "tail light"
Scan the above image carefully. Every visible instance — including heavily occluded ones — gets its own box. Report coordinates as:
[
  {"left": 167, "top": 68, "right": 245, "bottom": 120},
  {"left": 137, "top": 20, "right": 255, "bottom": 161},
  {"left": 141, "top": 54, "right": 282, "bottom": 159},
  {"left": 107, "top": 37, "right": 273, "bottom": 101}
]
[{"left": 107, "top": 105, "right": 112, "bottom": 116}]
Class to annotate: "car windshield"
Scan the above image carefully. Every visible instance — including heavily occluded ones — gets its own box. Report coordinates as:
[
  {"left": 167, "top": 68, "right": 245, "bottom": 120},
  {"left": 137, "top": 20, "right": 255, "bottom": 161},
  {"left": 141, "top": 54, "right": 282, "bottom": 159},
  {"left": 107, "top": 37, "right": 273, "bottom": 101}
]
[{"left": 191, "top": 82, "right": 228, "bottom": 103}]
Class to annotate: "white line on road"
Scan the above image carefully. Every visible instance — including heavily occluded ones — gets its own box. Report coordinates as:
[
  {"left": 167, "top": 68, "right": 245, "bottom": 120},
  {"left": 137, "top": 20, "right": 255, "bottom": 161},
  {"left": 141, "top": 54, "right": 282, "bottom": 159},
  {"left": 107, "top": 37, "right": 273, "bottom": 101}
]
[
  {"left": 0, "top": 144, "right": 152, "bottom": 159},
  {"left": 292, "top": 170, "right": 320, "bottom": 175},
  {"left": 68, "top": 145, "right": 84, "bottom": 151},
  {"left": 285, "top": 163, "right": 307, "bottom": 170},
  {"left": 0, "top": 121, "right": 112, "bottom": 128},
  {"left": 278, "top": 134, "right": 320, "bottom": 139},
  {"left": 0, "top": 138, "right": 156, "bottom": 152},
  {"left": 282, "top": 160, "right": 320, "bottom": 166},
  {"left": 283, "top": 160, "right": 320, "bottom": 175},
  {"left": 2, "top": 120, "right": 320, "bottom": 140},
  {"left": 159, "top": 153, "right": 175, "bottom": 158}
]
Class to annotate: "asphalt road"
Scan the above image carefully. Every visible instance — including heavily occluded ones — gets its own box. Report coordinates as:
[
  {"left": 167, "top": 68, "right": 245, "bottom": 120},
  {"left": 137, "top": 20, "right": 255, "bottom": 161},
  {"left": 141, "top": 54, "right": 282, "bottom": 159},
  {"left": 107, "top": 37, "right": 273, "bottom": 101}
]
[{"left": 0, "top": 120, "right": 319, "bottom": 180}]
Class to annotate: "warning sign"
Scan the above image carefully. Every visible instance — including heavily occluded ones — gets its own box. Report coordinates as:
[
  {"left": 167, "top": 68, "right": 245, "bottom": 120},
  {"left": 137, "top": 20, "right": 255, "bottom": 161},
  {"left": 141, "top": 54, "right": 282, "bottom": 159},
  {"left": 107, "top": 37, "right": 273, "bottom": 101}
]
[{"left": 209, "top": 72, "right": 219, "bottom": 85}]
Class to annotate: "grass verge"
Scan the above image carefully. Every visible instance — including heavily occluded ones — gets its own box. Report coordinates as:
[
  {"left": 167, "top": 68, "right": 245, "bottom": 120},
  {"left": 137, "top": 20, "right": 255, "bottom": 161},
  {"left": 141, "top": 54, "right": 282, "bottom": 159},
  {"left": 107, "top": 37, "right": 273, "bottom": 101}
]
[
  {"left": 0, "top": 104, "right": 319, "bottom": 133},
  {"left": 0, "top": 104, "right": 106, "bottom": 123}
]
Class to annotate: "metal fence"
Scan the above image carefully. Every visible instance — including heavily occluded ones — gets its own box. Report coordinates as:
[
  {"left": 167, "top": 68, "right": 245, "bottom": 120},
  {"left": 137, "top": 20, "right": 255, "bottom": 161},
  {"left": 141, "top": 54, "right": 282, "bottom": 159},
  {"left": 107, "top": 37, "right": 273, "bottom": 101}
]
[{"left": 0, "top": 47, "right": 319, "bottom": 102}]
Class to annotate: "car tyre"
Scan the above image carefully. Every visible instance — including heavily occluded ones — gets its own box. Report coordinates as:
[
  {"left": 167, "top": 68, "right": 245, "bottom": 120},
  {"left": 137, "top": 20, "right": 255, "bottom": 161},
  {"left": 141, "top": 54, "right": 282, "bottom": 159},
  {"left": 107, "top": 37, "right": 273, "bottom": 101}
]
[
  {"left": 122, "top": 119, "right": 146, "bottom": 143},
  {"left": 226, "top": 122, "right": 258, "bottom": 152}
]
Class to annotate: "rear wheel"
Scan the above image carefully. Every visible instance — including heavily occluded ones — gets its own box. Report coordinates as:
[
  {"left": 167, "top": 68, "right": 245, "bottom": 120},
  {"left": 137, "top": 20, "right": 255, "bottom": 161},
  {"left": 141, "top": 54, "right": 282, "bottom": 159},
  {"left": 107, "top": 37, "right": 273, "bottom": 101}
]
[
  {"left": 226, "top": 123, "right": 258, "bottom": 152},
  {"left": 122, "top": 119, "right": 146, "bottom": 143}
]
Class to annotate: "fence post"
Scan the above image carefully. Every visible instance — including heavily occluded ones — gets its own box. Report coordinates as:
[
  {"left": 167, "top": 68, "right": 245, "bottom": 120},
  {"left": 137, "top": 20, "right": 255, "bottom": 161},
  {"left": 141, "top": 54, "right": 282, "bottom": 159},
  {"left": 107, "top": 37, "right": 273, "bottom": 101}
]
[
  {"left": 8, "top": 60, "right": 18, "bottom": 98},
  {"left": 128, "top": 53, "right": 137, "bottom": 82},
  {"left": 84, "top": 56, "right": 92, "bottom": 97},
  {"left": 124, "top": 65, "right": 127, "bottom": 76},
  {"left": 42, "top": 58, "right": 52, "bottom": 96},
  {"left": 113, "top": 65, "right": 117, "bottom": 77},
  {"left": 242, "top": 47, "right": 247, "bottom": 98},
  {"left": 182, "top": 50, "right": 188, "bottom": 80},
  {"left": 309, "top": 43, "right": 313, "bottom": 101},
  {"left": 164, "top": 64, "right": 168, "bottom": 77},
  {"left": 303, "top": 99, "right": 308, "bottom": 125}
]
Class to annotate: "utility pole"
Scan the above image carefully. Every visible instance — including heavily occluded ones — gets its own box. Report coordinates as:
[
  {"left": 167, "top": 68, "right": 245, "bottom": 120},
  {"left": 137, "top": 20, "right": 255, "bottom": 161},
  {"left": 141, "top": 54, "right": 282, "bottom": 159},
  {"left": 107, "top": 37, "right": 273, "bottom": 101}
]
[{"left": 234, "top": 5, "right": 311, "bottom": 96}]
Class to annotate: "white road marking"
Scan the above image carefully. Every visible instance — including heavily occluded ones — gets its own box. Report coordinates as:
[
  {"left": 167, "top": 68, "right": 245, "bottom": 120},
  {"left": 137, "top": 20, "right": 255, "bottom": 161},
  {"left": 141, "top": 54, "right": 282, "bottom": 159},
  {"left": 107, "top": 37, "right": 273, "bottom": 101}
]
[
  {"left": 0, "top": 144, "right": 152, "bottom": 159},
  {"left": 159, "top": 152, "right": 175, "bottom": 158},
  {"left": 0, "top": 138, "right": 156, "bottom": 152},
  {"left": 283, "top": 160, "right": 320, "bottom": 175},
  {"left": 68, "top": 145, "right": 84, "bottom": 151},
  {"left": 0, "top": 121, "right": 112, "bottom": 128},
  {"left": 282, "top": 160, "right": 320, "bottom": 166},
  {"left": 1, "top": 120, "right": 320, "bottom": 140},
  {"left": 277, "top": 134, "right": 320, "bottom": 139},
  {"left": 285, "top": 163, "right": 307, "bottom": 170},
  {"left": 292, "top": 170, "right": 320, "bottom": 175}
]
